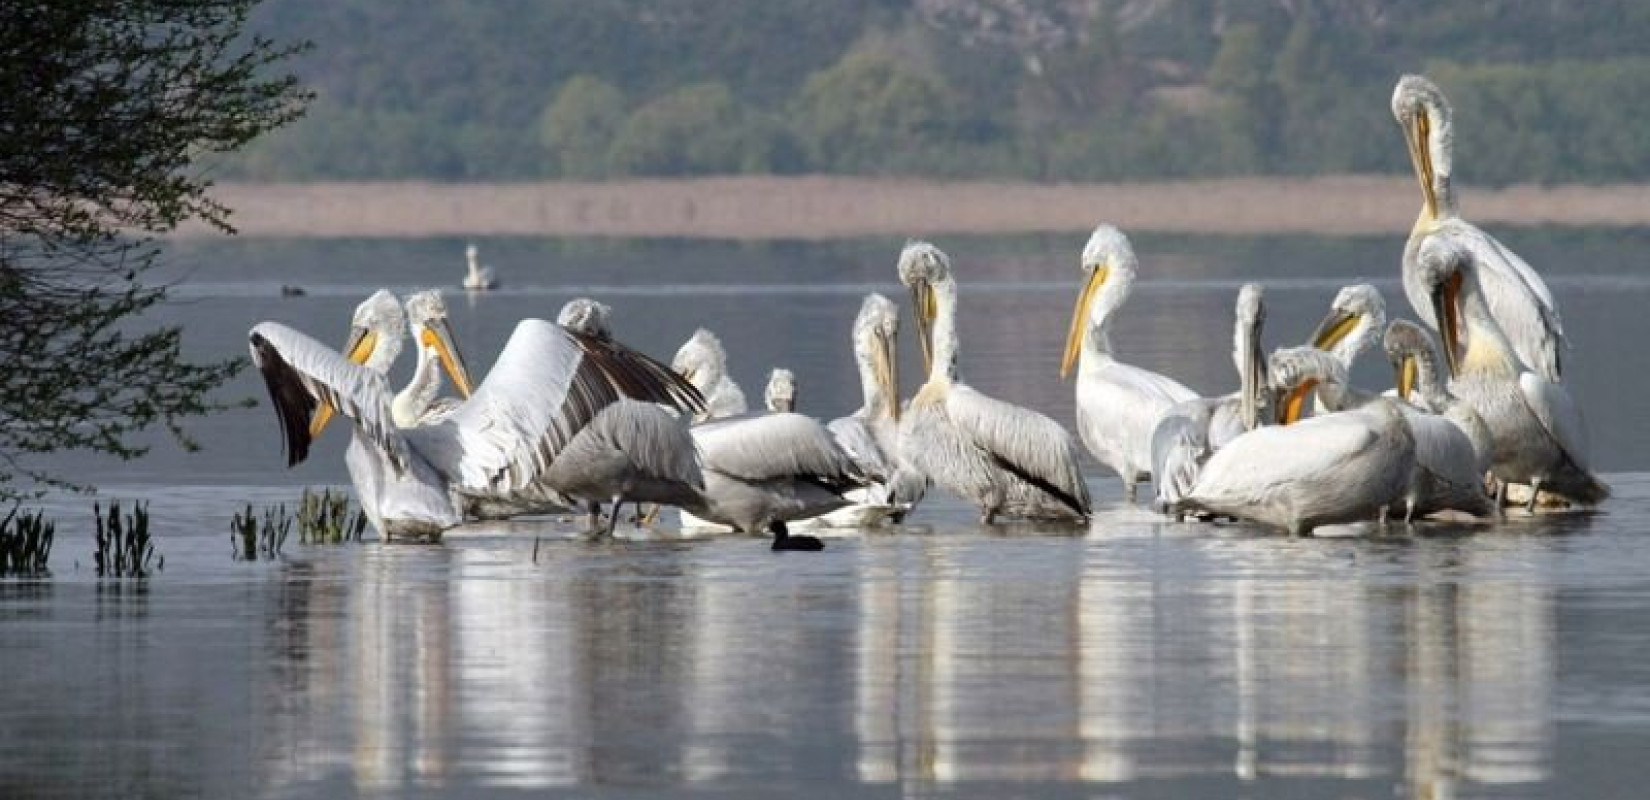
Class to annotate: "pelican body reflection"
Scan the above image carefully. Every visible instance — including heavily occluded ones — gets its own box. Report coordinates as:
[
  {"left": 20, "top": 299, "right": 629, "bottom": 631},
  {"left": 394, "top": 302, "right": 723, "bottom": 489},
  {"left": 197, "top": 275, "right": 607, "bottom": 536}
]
[{"left": 133, "top": 515, "right": 1583, "bottom": 798}]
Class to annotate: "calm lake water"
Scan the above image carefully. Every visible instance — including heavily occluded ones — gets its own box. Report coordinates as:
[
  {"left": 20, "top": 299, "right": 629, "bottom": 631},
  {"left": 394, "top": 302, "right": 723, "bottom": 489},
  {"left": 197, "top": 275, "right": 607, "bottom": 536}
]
[{"left": 5, "top": 229, "right": 1650, "bottom": 798}]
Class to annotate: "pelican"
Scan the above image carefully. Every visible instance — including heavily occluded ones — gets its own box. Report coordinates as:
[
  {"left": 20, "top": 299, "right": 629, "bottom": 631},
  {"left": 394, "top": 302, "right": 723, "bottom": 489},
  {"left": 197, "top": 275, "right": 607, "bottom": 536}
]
[
  {"left": 1308, "top": 284, "right": 1386, "bottom": 372},
  {"left": 1411, "top": 235, "right": 1607, "bottom": 509},
  {"left": 326, "top": 290, "right": 414, "bottom": 534},
  {"left": 673, "top": 328, "right": 747, "bottom": 419},
  {"left": 1150, "top": 283, "right": 1269, "bottom": 515},
  {"left": 764, "top": 368, "right": 796, "bottom": 413},
  {"left": 685, "top": 411, "right": 869, "bottom": 550},
  {"left": 397, "top": 290, "right": 475, "bottom": 425},
  {"left": 254, "top": 299, "right": 699, "bottom": 539},
  {"left": 462, "top": 243, "right": 498, "bottom": 291},
  {"left": 1393, "top": 75, "right": 1565, "bottom": 382},
  {"left": 792, "top": 294, "right": 926, "bottom": 528},
  {"left": 1062, "top": 225, "right": 1198, "bottom": 501},
  {"left": 1382, "top": 320, "right": 1497, "bottom": 519},
  {"left": 540, "top": 298, "right": 706, "bottom": 535},
  {"left": 899, "top": 240, "right": 1090, "bottom": 523},
  {"left": 1182, "top": 357, "right": 1416, "bottom": 536}
]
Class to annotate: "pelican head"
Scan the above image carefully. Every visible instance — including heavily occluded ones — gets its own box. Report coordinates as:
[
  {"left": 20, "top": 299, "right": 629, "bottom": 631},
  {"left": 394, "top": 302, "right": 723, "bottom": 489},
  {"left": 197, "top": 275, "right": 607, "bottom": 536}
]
[
  {"left": 1234, "top": 283, "right": 1267, "bottom": 430},
  {"left": 1269, "top": 346, "right": 1348, "bottom": 425},
  {"left": 673, "top": 328, "right": 730, "bottom": 393},
  {"left": 1309, "top": 283, "right": 1386, "bottom": 365},
  {"left": 404, "top": 290, "right": 475, "bottom": 399},
  {"left": 556, "top": 297, "right": 613, "bottom": 340},
  {"left": 764, "top": 368, "right": 797, "bottom": 413},
  {"left": 313, "top": 289, "right": 407, "bottom": 438},
  {"left": 854, "top": 293, "right": 901, "bottom": 420},
  {"left": 465, "top": 243, "right": 478, "bottom": 264},
  {"left": 1383, "top": 319, "right": 1442, "bottom": 408},
  {"left": 1412, "top": 235, "right": 1473, "bottom": 378},
  {"left": 1391, "top": 74, "right": 1456, "bottom": 223},
  {"left": 897, "top": 240, "right": 952, "bottom": 372},
  {"left": 1062, "top": 224, "right": 1138, "bottom": 378}
]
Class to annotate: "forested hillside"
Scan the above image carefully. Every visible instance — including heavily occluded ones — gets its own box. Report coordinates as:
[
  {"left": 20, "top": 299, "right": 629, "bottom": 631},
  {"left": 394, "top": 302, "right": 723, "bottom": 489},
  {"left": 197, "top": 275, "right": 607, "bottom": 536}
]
[{"left": 232, "top": 0, "right": 1650, "bottom": 185}]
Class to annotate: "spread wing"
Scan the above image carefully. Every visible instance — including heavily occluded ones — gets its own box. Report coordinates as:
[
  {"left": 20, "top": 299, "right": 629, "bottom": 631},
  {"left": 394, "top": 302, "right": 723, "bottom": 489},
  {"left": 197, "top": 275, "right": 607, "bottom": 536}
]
[
  {"left": 409, "top": 319, "right": 696, "bottom": 495},
  {"left": 947, "top": 384, "right": 1091, "bottom": 516},
  {"left": 248, "top": 322, "right": 402, "bottom": 470},
  {"left": 827, "top": 416, "right": 892, "bottom": 482}
]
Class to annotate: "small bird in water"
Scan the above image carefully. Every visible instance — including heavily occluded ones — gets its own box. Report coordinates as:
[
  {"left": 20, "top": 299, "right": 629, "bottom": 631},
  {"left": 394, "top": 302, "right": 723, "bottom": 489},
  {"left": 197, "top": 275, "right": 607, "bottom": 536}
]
[{"left": 462, "top": 243, "right": 499, "bottom": 291}]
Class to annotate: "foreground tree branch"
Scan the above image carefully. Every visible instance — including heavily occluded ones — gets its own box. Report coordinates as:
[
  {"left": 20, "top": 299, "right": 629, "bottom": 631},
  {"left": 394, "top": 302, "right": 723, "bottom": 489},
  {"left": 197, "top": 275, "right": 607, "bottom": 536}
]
[{"left": 0, "top": 0, "right": 310, "bottom": 497}]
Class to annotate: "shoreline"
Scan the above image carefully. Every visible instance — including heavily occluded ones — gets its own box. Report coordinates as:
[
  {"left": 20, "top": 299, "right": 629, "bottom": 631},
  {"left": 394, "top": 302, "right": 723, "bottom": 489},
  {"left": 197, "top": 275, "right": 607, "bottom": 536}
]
[{"left": 181, "top": 175, "right": 1650, "bottom": 240}]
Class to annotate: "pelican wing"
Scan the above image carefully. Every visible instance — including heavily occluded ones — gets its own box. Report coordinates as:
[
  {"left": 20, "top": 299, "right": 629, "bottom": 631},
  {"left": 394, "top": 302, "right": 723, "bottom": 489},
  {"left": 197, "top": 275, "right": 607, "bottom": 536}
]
[
  {"left": 248, "top": 322, "right": 401, "bottom": 469},
  {"left": 572, "top": 331, "right": 708, "bottom": 416},
  {"left": 827, "top": 416, "right": 892, "bottom": 482},
  {"left": 693, "top": 412, "right": 862, "bottom": 491},
  {"left": 947, "top": 384, "right": 1091, "bottom": 516},
  {"left": 408, "top": 319, "right": 626, "bottom": 494},
  {"left": 1190, "top": 413, "right": 1377, "bottom": 509},
  {"left": 1517, "top": 372, "right": 1590, "bottom": 473}
]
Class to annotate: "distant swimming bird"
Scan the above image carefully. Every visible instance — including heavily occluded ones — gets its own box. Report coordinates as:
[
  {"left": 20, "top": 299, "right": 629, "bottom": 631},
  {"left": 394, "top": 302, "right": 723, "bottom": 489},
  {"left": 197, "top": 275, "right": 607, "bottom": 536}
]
[
  {"left": 1410, "top": 235, "right": 1606, "bottom": 509},
  {"left": 764, "top": 368, "right": 797, "bottom": 413},
  {"left": 673, "top": 328, "right": 747, "bottom": 419},
  {"left": 1392, "top": 75, "right": 1564, "bottom": 383},
  {"left": 462, "top": 243, "right": 499, "bottom": 291},
  {"left": 1062, "top": 225, "right": 1197, "bottom": 502},
  {"left": 899, "top": 240, "right": 1090, "bottom": 523}
]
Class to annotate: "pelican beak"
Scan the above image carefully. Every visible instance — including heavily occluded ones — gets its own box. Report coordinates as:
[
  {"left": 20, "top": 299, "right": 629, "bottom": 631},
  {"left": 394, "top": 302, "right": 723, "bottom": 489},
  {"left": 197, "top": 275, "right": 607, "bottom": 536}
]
[
  {"left": 1239, "top": 327, "right": 1265, "bottom": 431},
  {"left": 421, "top": 319, "right": 474, "bottom": 398},
  {"left": 874, "top": 326, "right": 900, "bottom": 421},
  {"left": 1061, "top": 265, "right": 1108, "bottom": 379},
  {"left": 1279, "top": 378, "right": 1317, "bottom": 425},
  {"left": 1396, "top": 354, "right": 1419, "bottom": 401},
  {"left": 1310, "top": 308, "right": 1359, "bottom": 352},
  {"left": 909, "top": 279, "right": 935, "bottom": 372},
  {"left": 1430, "top": 271, "right": 1464, "bottom": 377},
  {"left": 1406, "top": 109, "right": 1438, "bottom": 222},
  {"left": 311, "top": 325, "right": 379, "bottom": 437}
]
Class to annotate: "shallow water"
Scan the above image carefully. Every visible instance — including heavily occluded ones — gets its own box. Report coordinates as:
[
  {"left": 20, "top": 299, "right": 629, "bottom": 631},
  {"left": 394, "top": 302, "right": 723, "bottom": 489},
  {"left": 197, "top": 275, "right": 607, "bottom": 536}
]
[{"left": 5, "top": 230, "right": 1650, "bottom": 798}]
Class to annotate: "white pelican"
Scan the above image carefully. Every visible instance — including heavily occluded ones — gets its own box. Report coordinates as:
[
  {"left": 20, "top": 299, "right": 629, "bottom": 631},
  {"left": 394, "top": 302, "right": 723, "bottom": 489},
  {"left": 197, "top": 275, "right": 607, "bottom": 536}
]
[
  {"left": 1271, "top": 344, "right": 1492, "bottom": 521},
  {"left": 1151, "top": 283, "right": 1269, "bottom": 515},
  {"left": 254, "top": 300, "right": 700, "bottom": 539},
  {"left": 327, "top": 290, "right": 415, "bottom": 534},
  {"left": 542, "top": 298, "right": 706, "bottom": 535},
  {"left": 1182, "top": 357, "right": 1416, "bottom": 536},
  {"left": 673, "top": 328, "right": 747, "bottom": 419},
  {"left": 686, "top": 411, "right": 869, "bottom": 550},
  {"left": 1382, "top": 320, "right": 1497, "bottom": 519},
  {"left": 796, "top": 293, "right": 925, "bottom": 528},
  {"left": 397, "top": 291, "right": 475, "bottom": 425},
  {"left": 1393, "top": 75, "right": 1565, "bottom": 382},
  {"left": 1308, "top": 284, "right": 1386, "bottom": 372},
  {"left": 763, "top": 368, "right": 796, "bottom": 413},
  {"left": 1062, "top": 225, "right": 1198, "bottom": 501},
  {"left": 899, "top": 240, "right": 1091, "bottom": 523},
  {"left": 462, "top": 243, "right": 498, "bottom": 291},
  {"left": 1411, "top": 235, "right": 1607, "bottom": 509}
]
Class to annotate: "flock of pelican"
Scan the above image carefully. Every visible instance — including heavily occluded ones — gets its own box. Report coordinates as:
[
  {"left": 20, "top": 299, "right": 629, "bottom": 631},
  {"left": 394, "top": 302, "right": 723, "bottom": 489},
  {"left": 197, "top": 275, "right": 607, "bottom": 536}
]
[{"left": 250, "top": 75, "right": 1606, "bottom": 546}]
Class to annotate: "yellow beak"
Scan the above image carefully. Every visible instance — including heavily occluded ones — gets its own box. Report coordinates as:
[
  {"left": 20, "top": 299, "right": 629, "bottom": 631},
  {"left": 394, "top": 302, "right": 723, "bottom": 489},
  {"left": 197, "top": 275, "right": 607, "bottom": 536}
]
[
  {"left": 421, "top": 321, "right": 474, "bottom": 399},
  {"left": 1407, "top": 110, "right": 1438, "bottom": 222},
  {"left": 873, "top": 327, "right": 899, "bottom": 421},
  {"left": 1310, "top": 309, "right": 1359, "bottom": 352},
  {"left": 1280, "top": 378, "right": 1318, "bottom": 425},
  {"left": 1061, "top": 266, "right": 1108, "bottom": 379},
  {"left": 310, "top": 327, "right": 379, "bottom": 438},
  {"left": 909, "top": 281, "right": 936, "bottom": 373},
  {"left": 1396, "top": 354, "right": 1418, "bottom": 401}
]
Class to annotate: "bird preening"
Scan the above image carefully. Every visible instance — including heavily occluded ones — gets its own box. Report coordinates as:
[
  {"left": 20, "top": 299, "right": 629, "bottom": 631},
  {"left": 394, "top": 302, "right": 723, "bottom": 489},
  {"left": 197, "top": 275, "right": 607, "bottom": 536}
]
[{"left": 250, "top": 74, "right": 1605, "bottom": 545}]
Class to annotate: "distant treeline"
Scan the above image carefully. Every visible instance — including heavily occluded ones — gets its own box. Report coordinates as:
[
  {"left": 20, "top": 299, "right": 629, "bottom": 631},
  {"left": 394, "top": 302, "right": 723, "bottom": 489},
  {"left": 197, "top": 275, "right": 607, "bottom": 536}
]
[{"left": 231, "top": 1, "right": 1650, "bottom": 185}]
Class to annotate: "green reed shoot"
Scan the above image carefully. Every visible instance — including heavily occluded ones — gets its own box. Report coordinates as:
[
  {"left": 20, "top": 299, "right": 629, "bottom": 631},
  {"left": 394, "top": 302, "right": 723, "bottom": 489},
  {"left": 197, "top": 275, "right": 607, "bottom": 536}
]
[
  {"left": 231, "top": 503, "right": 292, "bottom": 561},
  {"left": 94, "top": 500, "right": 158, "bottom": 577},
  {"left": 0, "top": 506, "right": 53, "bottom": 576},
  {"left": 297, "top": 487, "right": 368, "bottom": 545}
]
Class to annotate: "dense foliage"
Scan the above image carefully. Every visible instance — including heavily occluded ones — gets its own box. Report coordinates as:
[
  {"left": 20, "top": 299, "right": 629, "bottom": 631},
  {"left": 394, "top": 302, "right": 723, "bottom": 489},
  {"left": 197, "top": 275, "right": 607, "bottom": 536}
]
[
  {"left": 234, "top": 0, "right": 1650, "bottom": 185},
  {"left": 0, "top": 0, "right": 308, "bottom": 497}
]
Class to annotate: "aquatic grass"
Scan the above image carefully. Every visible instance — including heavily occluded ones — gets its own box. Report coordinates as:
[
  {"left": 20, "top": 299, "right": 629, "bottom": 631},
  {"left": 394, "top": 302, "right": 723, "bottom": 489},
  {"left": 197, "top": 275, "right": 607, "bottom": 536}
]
[
  {"left": 0, "top": 506, "right": 53, "bottom": 576},
  {"left": 94, "top": 500, "right": 160, "bottom": 577},
  {"left": 297, "top": 487, "right": 368, "bottom": 545},
  {"left": 231, "top": 503, "right": 291, "bottom": 561}
]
